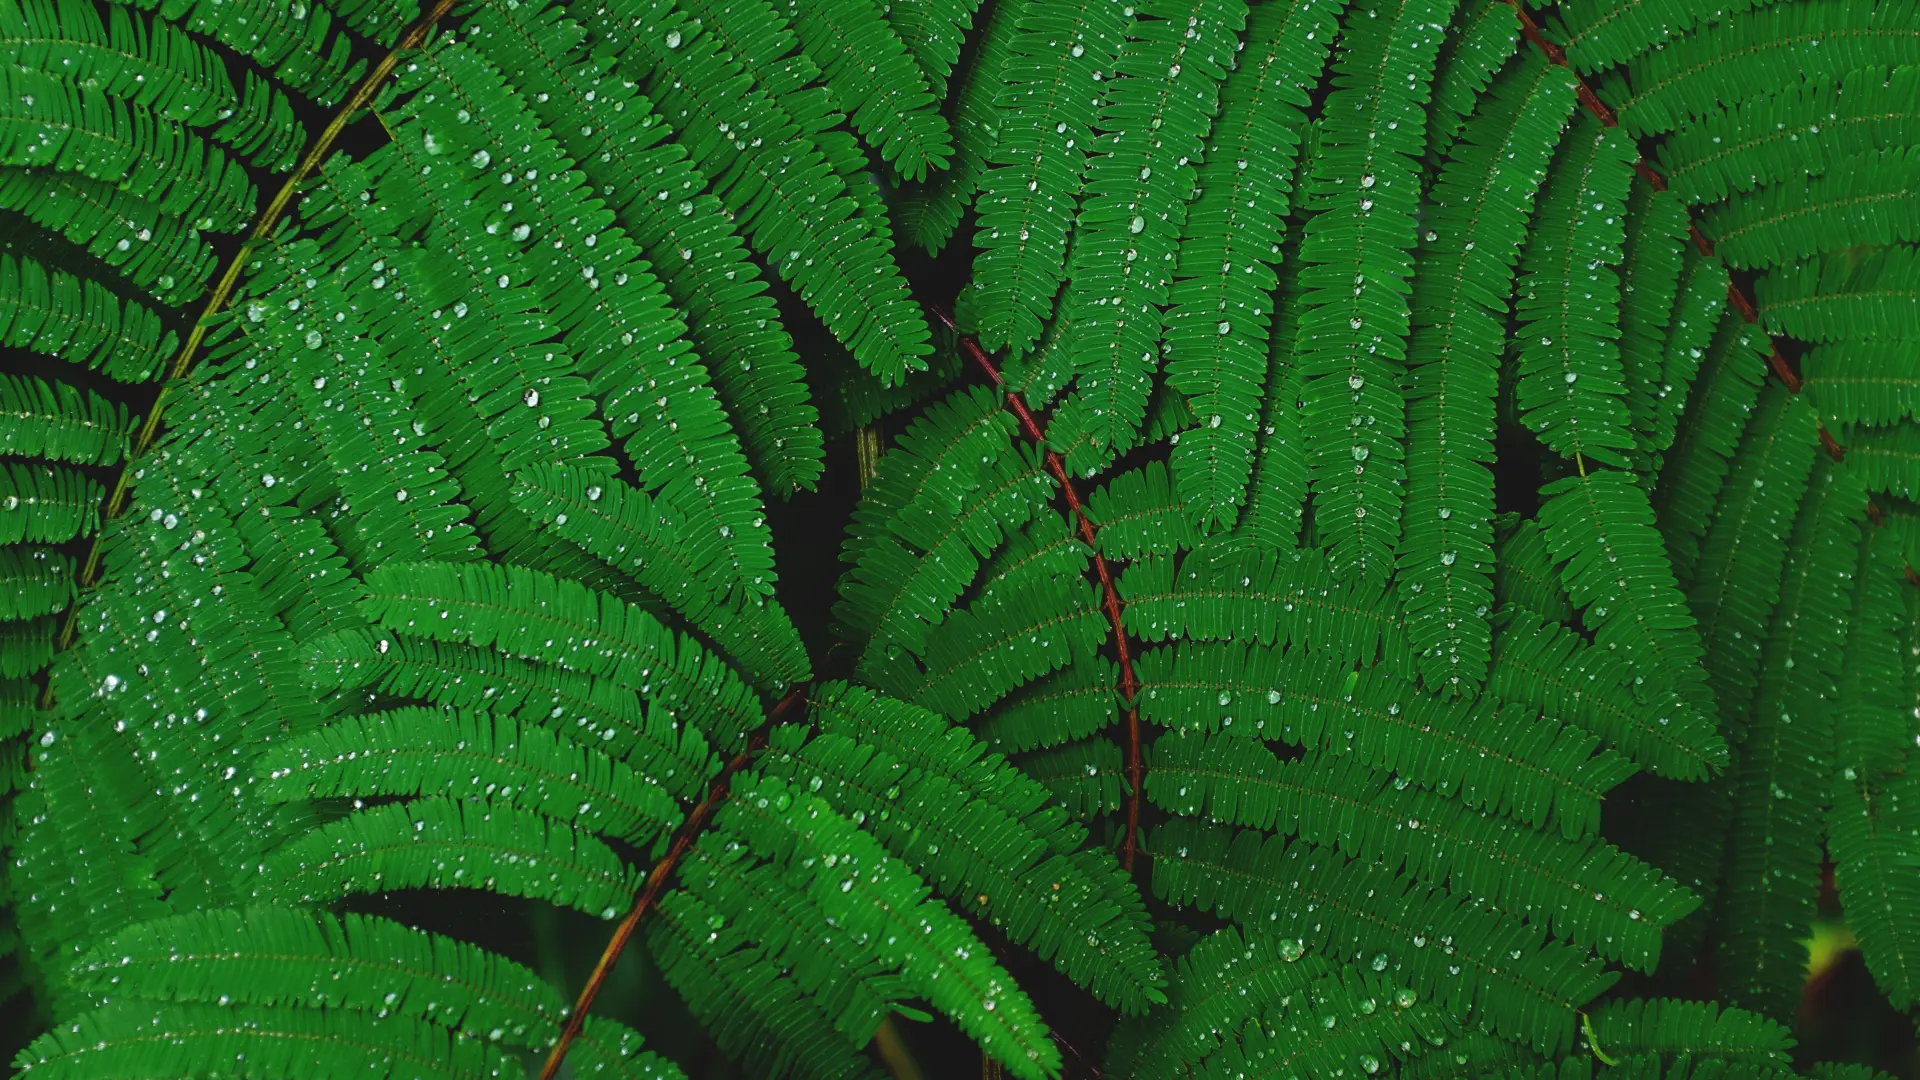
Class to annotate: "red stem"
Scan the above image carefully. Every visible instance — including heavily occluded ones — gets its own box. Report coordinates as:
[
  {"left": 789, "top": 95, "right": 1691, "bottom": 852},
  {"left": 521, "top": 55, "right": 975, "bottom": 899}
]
[
  {"left": 929, "top": 308, "right": 1145, "bottom": 872},
  {"left": 538, "top": 686, "right": 808, "bottom": 1080}
]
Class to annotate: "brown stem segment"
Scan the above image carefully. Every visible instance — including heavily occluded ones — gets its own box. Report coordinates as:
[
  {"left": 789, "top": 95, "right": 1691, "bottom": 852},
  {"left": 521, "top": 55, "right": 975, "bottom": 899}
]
[
  {"left": 41, "top": 0, "right": 462, "bottom": 688},
  {"left": 1501, "top": 0, "right": 1899, "bottom": 529},
  {"left": 537, "top": 686, "right": 809, "bottom": 1080},
  {"left": 927, "top": 307, "right": 1145, "bottom": 872}
]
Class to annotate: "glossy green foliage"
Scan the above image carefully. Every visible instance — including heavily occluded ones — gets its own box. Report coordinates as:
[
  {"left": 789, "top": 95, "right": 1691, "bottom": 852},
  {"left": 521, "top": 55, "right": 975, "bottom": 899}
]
[{"left": 3, "top": 0, "right": 1918, "bottom": 1078}]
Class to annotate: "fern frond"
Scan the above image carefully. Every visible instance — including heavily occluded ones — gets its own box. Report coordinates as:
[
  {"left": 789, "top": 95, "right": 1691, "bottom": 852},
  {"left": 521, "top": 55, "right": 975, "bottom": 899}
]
[
  {"left": 464, "top": 0, "right": 824, "bottom": 493},
  {"left": 0, "top": 548, "right": 71, "bottom": 623},
  {"left": 1291, "top": 0, "right": 1459, "bottom": 583},
  {"left": 0, "top": 252, "right": 174, "bottom": 381},
  {"left": 1548, "top": 0, "right": 1783, "bottom": 74},
  {"left": 677, "top": 825, "right": 918, "bottom": 1046},
  {"left": 759, "top": 724, "right": 1166, "bottom": 1012},
  {"left": 1488, "top": 610, "right": 1726, "bottom": 780},
  {"left": 1800, "top": 341, "right": 1920, "bottom": 426},
  {"left": 891, "top": 0, "right": 1020, "bottom": 254},
  {"left": 299, "top": 629, "right": 717, "bottom": 799},
  {"left": 1654, "top": 313, "right": 1770, "bottom": 576},
  {"left": 0, "top": 66, "right": 254, "bottom": 231},
  {"left": 1828, "top": 527, "right": 1920, "bottom": 1009},
  {"left": 1424, "top": 1, "right": 1520, "bottom": 165},
  {"left": 1656, "top": 64, "right": 1920, "bottom": 207},
  {"left": 1087, "top": 461, "right": 1196, "bottom": 560},
  {"left": 1757, "top": 245, "right": 1920, "bottom": 343},
  {"left": 1841, "top": 423, "right": 1920, "bottom": 501},
  {"left": 973, "top": 656, "right": 1120, "bottom": 755},
  {"left": 15, "top": 1001, "right": 519, "bottom": 1079},
  {"left": 1617, "top": 180, "right": 1693, "bottom": 463},
  {"left": 1235, "top": 289, "right": 1311, "bottom": 548},
  {"left": 257, "top": 707, "right": 682, "bottom": 841},
  {"left": 0, "top": 171, "right": 216, "bottom": 305},
  {"left": 1162, "top": 0, "right": 1339, "bottom": 526},
  {"left": 581, "top": 0, "right": 932, "bottom": 384},
  {"left": 0, "top": 463, "right": 99, "bottom": 545},
  {"left": 1704, "top": 148, "right": 1920, "bottom": 271},
  {"left": 773, "top": 0, "right": 955, "bottom": 180},
  {"left": 1714, "top": 457, "right": 1863, "bottom": 1018},
  {"left": 1400, "top": 50, "right": 1576, "bottom": 692},
  {"left": 388, "top": 46, "right": 786, "bottom": 588},
  {"left": 1613, "top": 0, "right": 1920, "bottom": 139},
  {"left": 265, "top": 797, "right": 641, "bottom": 918},
  {"left": 1538, "top": 469, "right": 1710, "bottom": 710},
  {"left": 968, "top": 0, "right": 1133, "bottom": 356},
  {"left": 647, "top": 889, "right": 887, "bottom": 1080},
  {"left": 1191, "top": 964, "right": 1452, "bottom": 1080},
  {"left": 0, "top": 375, "right": 130, "bottom": 466},
  {"left": 1582, "top": 998, "right": 1796, "bottom": 1074},
  {"left": 1106, "top": 926, "right": 1332, "bottom": 1080},
  {"left": 870, "top": 571, "right": 1106, "bottom": 719},
  {"left": 1642, "top": 249, "right": 1732, "bottom": 473},
  {"left": 1492, "top": 514, "right": 1574, "bottom": 623},
  {"left": 1, "top": 0, "right": 304, "bottom": 168},
  {"left": 720, "top": 773, "right": 1061, "bottom": 1079},
  {"left": 123, "top": 0, "right": 361, "bottom": 103},
  {"left": 1510, "top": 115, "right": 1637, "bottom": 470},
  {"left": 1147, "top": 732, "right": 1697, "bottom": 969},
  {"left": 358, "top": 561, "right": 764, "bottom": 751},
  {"left": 1043, "top": 0, "right": 1245, "bottom": 473},
  {"left": 64, "top": 906, "right": 570, "bottom": 1052},
  {"left": 1124, "top": 542, "right": 1407, "bottom": 663},
  {"left": 1686, "top": 386, "right": 1821, "bottom": 740},
  {"left": 1145, "top": 818, "right": 1616, "bottom": 1054},
  {"left": 511, "top": 466, "right": 810, "bottom": 692},
  {"left": 1135, "top": 642, "right": 1635, "bottom": 835}
]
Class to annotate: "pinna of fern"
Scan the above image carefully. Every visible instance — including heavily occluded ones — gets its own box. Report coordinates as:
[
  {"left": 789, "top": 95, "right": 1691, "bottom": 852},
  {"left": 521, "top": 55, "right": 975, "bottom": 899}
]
[{"left": 1, "top": 0, "right": 1919, "bottom": 1077}]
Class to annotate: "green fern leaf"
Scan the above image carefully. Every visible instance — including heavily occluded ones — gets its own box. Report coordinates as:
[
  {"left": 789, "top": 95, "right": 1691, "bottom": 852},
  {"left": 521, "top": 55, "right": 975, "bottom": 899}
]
[
  {"left": 257, "top": 706, "right": 682, "bottom": 841},
  {"left": 464, "top": 0, "right": 825, "bottom": 493},
  {"left": 15, "top": 1001, "right": 520, "bottom": 1079},
  {"left": 1488, "top": 610, "right": 1726, "bottom": 780},
  {"left": 265, "top": 796, "right": 642, "bottom": 918},
  {"left": 1136, "top": 641, "right": 1634, "bottom": 835},
  {"left": 1538, "top": 469, "right": 1710, "bottom": 710},
  {"left": 1657, "top": 64, "right": 1920, "bottom": 207},
  {"left": 1510, "top": 115, "right": 1638, "bottom": 470},
  {"left": 1148, "top": 732, "right": 1697, "bottom": 969},
  {"left": 1146, "top": 817, "right": 1617, "bottom": 1054},
  {"left": 583, "top": 0, "right": 931, "bottom": 384},
  {"left": 1162, "top": 0, "right": 1338, "bottom": 526},
  {"left": 0, "top": 252, "right": 174, "bottom": 380},
  {"left": 1292, "top": 0, "right": 1459, "bottom": 583},
  {"left": 969, "top": 0, "right": 1132, "bottom": 356},
  {"left": 721, "top": 773, "right": 1062, "bottom": 1079},
  {"left": 1043, "top": 0, "right": 1248, "bottom": 473},
  {"left": 0, "top": 374, "right": 130, "bottom": 466},
  {"left": 1399, "top": 50, "right": 1576, "bottom": 692}
]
